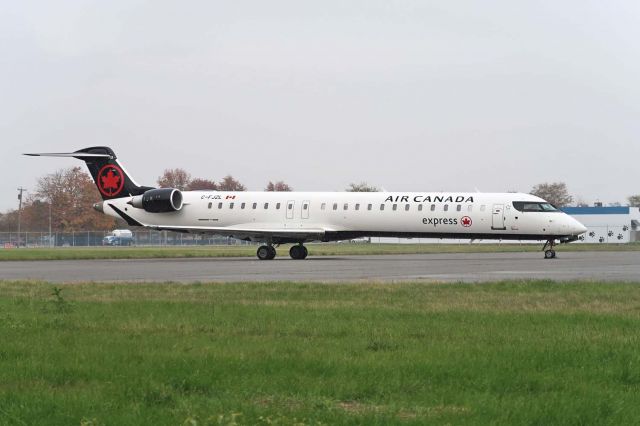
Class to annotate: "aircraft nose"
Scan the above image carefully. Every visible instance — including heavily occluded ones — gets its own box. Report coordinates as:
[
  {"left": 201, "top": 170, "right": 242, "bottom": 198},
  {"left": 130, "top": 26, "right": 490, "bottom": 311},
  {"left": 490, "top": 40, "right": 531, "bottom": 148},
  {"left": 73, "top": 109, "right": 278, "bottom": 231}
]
[{"left": 571, "top": 218, "right": 587, "bottom": 235}]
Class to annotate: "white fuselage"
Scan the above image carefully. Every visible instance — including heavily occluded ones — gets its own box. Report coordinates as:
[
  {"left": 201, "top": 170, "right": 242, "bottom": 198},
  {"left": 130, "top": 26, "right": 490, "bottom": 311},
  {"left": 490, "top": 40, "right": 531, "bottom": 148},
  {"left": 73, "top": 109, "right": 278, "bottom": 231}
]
[{"left": 100, "top": 191, "right": 587, "bottom": 244}]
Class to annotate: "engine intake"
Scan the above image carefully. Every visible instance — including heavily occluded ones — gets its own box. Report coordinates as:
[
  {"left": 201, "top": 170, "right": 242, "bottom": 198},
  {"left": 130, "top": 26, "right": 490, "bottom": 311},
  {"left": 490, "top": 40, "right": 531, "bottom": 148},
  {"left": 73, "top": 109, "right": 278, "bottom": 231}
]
[{"left": 129, "top": 188, "right": 183, "bottom": 213}]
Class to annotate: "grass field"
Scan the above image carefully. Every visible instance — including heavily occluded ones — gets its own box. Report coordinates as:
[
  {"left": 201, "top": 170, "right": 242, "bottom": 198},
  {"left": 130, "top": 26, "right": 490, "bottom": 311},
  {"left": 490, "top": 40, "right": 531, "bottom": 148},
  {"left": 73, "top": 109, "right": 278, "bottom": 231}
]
[
  {"left": 2, "top": 280, "right": 640, "bottom": 425},
  {"left": 1, "top": 242, "right": 640, "bottom": 261}
]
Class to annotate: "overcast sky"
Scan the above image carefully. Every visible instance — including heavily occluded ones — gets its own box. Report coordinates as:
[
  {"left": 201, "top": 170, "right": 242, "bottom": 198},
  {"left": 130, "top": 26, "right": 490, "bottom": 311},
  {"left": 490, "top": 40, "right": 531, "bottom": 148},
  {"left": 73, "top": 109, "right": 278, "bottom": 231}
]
[{"left": 2, "top": 1, "right": 639, "bottom": 211}]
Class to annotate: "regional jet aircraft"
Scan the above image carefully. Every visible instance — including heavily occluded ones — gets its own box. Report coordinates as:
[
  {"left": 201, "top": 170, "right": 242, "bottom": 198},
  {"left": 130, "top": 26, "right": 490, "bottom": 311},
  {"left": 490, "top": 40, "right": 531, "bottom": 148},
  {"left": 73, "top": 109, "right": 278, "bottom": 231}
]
[{"left": 26, "top": 147, "right": 587, "bottom": 260}]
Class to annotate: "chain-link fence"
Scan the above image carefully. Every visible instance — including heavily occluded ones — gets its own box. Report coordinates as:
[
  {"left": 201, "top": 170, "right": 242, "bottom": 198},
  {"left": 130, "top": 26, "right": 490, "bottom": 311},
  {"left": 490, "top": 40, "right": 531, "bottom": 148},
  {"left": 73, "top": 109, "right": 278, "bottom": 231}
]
[{"left": 0, "top": 231, "right": 252, "bottom": 248}]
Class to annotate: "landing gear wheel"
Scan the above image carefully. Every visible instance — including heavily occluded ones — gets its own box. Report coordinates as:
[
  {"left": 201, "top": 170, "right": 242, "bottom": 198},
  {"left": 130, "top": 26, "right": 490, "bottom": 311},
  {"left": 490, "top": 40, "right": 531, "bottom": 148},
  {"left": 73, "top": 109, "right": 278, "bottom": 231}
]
[
  {"left": 289, "top": 245, "right": 308, "bottom": 260},
  {"left": 542, "top": 239, "right": 557, "bottom": 260},
  {"left": 257, "top": 245, "right": 276, "bottom": 260},
  {"left": 267, "top": 245, "right": 277, "bottom": 260}
]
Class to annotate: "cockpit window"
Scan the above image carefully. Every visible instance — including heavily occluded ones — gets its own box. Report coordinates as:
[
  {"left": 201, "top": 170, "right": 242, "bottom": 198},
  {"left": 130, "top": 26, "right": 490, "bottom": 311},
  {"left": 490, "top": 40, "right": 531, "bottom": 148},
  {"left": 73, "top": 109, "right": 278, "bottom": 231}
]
[{"left": 513, "top": 201, "right": 560, "bottom": 212}]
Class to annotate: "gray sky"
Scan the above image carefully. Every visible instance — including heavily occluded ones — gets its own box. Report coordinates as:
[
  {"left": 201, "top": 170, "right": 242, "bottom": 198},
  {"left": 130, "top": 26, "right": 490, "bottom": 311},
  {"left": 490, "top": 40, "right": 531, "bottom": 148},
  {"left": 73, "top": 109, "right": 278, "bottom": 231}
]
[{"left": 2, "top": 1, "right": 639, "bottom": 211}]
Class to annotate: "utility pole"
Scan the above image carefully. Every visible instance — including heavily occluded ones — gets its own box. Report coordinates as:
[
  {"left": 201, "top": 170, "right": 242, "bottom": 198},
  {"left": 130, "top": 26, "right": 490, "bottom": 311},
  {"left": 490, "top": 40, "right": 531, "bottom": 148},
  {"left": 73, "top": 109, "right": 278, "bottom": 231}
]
[
  {"left": 17, "top": 187, "right": 26, "bottom": 247},
  {"left": 49, "top": 200, "right": 53, "bottom": 248}
]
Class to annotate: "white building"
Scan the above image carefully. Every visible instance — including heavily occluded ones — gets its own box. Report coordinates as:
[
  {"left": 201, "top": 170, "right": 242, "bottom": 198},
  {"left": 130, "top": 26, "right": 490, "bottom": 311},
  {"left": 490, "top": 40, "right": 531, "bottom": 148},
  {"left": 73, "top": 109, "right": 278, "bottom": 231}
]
[{"left": 563, "top": 206, "right": 640, "bottom": 243}]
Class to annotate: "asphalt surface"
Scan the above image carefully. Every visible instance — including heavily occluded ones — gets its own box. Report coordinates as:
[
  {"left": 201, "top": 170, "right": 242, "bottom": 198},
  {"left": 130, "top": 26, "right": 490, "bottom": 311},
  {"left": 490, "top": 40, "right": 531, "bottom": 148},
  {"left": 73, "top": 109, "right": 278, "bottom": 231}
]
[{"left": 1, "top": 251, "right": 640, "bottom": 283}]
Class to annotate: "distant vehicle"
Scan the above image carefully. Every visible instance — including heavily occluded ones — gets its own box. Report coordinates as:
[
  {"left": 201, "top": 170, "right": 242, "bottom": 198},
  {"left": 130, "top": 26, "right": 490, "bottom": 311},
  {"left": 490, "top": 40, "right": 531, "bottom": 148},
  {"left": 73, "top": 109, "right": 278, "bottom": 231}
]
[
  {"left": 103, "top": 229, "right": 133, "bottom": 246},
  {"left": 27, "top": 147, "right": 587, "bottom": 260}
]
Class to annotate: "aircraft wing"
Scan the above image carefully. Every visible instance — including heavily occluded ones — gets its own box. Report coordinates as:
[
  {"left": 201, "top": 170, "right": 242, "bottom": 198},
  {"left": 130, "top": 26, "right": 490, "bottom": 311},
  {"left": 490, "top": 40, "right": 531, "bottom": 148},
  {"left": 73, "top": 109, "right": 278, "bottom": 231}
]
[
  {"left": 106, "top": 203, "right": 330, "bottom": 242},
  {"left": 150, "top": 224, "right": 328, "bottom": 242}
]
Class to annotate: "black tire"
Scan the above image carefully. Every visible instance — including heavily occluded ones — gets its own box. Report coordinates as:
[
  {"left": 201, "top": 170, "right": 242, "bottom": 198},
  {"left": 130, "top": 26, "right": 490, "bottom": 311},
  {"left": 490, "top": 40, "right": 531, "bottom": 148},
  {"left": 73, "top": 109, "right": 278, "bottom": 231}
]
[
  {"left": 267, "top": 245, "right": 277, "bottom": 260},
  {"left": 544, "top": 250, "right": 555, "bottom": 259},
  {"left": 257, "top": 246, "right": 271, "bottom": 260},
  {"left": 289, "top": 245, "right": 307, "bottom": 260}
]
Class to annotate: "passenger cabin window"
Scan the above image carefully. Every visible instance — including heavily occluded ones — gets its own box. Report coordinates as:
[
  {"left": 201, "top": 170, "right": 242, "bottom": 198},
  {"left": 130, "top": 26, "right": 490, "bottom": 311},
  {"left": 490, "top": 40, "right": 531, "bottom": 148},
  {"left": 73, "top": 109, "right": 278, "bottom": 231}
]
[
  {"left": 355, "top": 203, "right": 360, "bottom": 211},
  {"left": 343, "top": 203, "right": 348, "bottom": 210},
  {"left": 418, "top": 204, "right": 423, "bottom": 211},
  {"left": 288, "top": 203, "right": 293, "bottom": 210},
  {"left": 430, "top": 204, "right": 436, "bottom": 211},
  {"left": 321, "top": 203, "right": 326, "bottom": 210},
  {"left": 218, "top": 202, "right": 223, "bottom": 209},
  {"left": 229, "top": 202, "right": 234, "bottom": 209},
  {"left": 303, "top": 203, "right": 308, "bottom": 210},
  {"left": 276, "top": 203, "right": 281, "bottom": 210},
  {"left": 241, "top": 202, "right": 246, "bottom": 209},
  {"left": 392, "top": 204, "right": 397, "bottom": 211},
  {"left": 208, "top": 202, "right": 212, "bottom": 209},
  {"left": 333, "top": 203, "right": 338, "bottom": 211},
  {"left": 512, "top": 202, "right": 560, "bottom": 212},
  {"left": 264, "top": 203, "right": 269, "bottom": 209},
  {"left": 405, "top": 204, "right": 410, "bottom": 211},
  {"left": 456, "top": 204, "right": 461, "bottom": 212},
  {"left": 367, "top": 204, "right": 372, "bottom": 211},
  {"left": 380, "top": 204, "right": 385, "bottom": 211},
  {"left": 444, "top": 204, "right": 449, "bottom": 212}
]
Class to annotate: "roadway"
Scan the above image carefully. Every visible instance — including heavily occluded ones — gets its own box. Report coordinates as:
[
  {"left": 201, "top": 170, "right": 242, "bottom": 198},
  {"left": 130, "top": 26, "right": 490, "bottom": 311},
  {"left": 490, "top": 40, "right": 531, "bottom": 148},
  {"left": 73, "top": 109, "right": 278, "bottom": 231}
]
[{"left": 1, "top": 251, "right": 640, "bottom": 283}]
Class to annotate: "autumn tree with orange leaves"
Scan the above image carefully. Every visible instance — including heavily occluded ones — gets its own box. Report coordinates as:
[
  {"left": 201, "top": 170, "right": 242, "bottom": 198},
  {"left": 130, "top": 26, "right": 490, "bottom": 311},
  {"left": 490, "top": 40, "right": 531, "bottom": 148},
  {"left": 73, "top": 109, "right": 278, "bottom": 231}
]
[{"left": 18, "top": 167, "right": 116, "bottom": 232}]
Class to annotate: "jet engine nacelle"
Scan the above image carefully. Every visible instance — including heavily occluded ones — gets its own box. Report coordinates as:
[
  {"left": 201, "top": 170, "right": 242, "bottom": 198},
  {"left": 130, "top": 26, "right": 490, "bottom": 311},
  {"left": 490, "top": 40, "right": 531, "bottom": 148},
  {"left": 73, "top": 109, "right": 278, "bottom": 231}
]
[{"left": 129, "top": 188, "right": 183, "bottom": 213}]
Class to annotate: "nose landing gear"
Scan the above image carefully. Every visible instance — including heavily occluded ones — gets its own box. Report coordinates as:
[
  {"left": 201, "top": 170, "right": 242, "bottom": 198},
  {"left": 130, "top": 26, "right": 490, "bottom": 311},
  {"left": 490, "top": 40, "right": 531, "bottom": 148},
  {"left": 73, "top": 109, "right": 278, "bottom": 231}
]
[{"left": 542, "top": 239, "right": 556, "bottom": 259}]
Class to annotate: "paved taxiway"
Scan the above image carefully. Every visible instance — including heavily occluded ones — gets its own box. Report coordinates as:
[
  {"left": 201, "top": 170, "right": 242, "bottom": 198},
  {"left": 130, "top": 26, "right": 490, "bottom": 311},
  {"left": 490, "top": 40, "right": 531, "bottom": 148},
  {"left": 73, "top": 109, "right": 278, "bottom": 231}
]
[{"left": 2, "top": 251, "right": 640, "bottom": 283}]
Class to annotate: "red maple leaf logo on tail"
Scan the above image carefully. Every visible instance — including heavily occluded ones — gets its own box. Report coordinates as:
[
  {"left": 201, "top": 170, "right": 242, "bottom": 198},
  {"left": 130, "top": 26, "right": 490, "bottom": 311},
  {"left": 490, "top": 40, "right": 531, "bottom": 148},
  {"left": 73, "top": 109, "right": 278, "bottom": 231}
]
[
  {"left": 101, "top": 170, "right": 120, "bottom": 190},
  {"left": 97, "top": 165, "right": 125, "bottom": 197}
]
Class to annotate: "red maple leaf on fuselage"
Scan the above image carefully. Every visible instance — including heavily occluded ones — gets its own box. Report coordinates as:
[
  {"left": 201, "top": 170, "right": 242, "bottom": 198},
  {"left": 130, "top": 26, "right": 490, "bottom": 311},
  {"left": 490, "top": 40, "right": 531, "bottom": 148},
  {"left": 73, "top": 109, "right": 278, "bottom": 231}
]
[{"left": 101, "top": 170, "right": 121, "bottom": 192}]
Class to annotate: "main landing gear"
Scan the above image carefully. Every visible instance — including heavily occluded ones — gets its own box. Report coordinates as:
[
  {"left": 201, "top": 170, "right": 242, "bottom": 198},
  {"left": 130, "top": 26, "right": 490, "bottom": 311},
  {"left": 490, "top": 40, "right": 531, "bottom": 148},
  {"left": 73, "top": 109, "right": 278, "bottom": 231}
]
[
  {"left": 542, "top": 239, "right": 556, "bottom": 259},
  {"left": 289, "top": 244, "right": 308, "bottom": 260},
  {"left": 256, "top": 244, "right": 309, "bottom": 260},
  {"left": 256, "top": 245, "right": 277, "bottom": 260}
]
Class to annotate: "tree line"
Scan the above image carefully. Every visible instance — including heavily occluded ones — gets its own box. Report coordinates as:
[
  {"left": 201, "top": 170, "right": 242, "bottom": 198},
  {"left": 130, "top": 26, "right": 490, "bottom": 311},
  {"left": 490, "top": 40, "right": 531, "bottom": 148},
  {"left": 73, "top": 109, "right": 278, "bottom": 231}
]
[{"left": 1, "top": 167, "right": 638, "bottom": 233}]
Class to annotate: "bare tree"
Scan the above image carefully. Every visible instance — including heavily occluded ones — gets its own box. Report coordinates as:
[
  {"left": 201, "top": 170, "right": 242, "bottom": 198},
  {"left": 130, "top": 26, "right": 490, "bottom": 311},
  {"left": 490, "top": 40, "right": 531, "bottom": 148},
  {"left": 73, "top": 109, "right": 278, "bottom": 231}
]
[
  {"left": 157, "top": 168, "right": 191, "bottom": 191},
  {"left": 628, "top": 195, "right": 640, "bottom": 207},
  {"left": 529, "top": 182, "right": 574, "bottom": 207},
  {"left": 187, "top": 178, "right": 218, "bottom": 191},
  {"left": 346, "top": 182, "right": 380, "bottom": 192},
  {"left": 218, "top": 175, "right": 246, "bottom": 191},
  {"left": 265, "top": 181, "right": 292, "bottom": 191},
  {"left": 0, "top": 210, "right": 18, "bottom": 232}
]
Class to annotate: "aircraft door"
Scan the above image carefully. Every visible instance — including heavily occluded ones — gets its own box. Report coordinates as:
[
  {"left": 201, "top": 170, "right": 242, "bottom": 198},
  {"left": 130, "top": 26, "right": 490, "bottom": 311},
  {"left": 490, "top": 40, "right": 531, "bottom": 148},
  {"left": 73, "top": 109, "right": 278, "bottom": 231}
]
[
  {"left": 301, "top": 200, "right": 310, "bottom": 219},
  {"left": 286, "top": 200, "right": 295, "bottom": 220},
  {"left": 492, "top": 204, "right": 506, "bottom": 230}
]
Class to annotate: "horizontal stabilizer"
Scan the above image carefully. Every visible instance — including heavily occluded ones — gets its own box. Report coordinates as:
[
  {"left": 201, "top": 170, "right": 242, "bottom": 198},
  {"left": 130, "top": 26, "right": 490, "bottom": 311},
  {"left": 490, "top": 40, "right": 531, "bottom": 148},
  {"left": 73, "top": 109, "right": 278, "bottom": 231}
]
[
  {"left": 24, "top": 146, "right": 149, "bottom": 200},
  {"left": 24, "top": 152, "right": 113, "bottom": 159}
]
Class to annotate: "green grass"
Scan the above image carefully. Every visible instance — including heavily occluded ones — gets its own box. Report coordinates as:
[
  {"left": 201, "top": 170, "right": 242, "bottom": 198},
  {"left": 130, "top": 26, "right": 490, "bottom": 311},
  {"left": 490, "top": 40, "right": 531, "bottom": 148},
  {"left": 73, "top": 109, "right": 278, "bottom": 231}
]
[
  {"left": 2, "top": 280, "right": 640, "bottom": 425},
  {"left": 2, "top": 242, "right": 639, "bottom": 261}
]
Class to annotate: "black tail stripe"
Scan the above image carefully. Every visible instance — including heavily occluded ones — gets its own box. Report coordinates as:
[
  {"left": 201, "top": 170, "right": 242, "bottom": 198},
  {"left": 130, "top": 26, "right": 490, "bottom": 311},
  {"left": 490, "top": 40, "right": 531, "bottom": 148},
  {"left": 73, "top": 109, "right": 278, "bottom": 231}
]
[{"left": 108, "top": 204, "right": 143, "bottom": 227}]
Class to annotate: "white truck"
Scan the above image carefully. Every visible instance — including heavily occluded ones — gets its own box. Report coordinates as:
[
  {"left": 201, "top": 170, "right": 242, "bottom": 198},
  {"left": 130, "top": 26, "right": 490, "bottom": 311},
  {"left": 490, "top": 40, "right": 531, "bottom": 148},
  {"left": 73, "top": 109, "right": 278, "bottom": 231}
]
[{"left": 103, "top": 229, "right": 134, "bottom": 246}]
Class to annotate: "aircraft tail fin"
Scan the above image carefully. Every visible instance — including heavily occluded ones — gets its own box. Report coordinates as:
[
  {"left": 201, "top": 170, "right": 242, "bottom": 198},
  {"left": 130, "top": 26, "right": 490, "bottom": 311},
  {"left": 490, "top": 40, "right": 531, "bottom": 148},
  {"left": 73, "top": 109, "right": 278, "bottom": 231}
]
[{"left": 24, "top": 146, "right": 153, "bottom": 200}]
